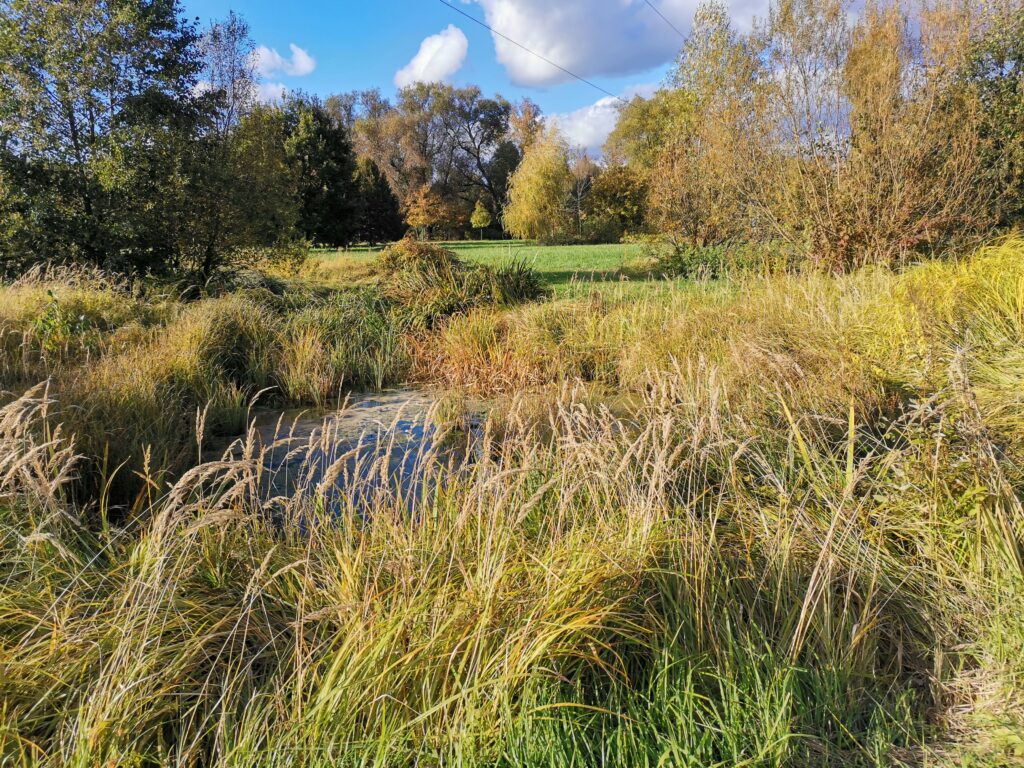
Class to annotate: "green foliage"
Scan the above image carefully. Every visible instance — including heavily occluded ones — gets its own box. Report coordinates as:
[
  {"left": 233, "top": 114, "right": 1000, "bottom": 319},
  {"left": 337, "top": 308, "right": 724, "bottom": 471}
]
[
  {"left": 586, "top": 165, "right": 648, "bottom": 236},
  {"left": 284, "top": 96, "right": 360, "bottom": 247},
  {"left": 30, "top": 290, "right": 91, "bottom": 357},
  {"left": 471, "top": 199, "right": 494, "bottom": 235},
  {"left": 354, "top": 157, "right": 404, "bottom": 244},
  {"left": 964, "top": 4, "right": 1024, "bottom": 226},
  {"left": 603, "top": 90, "right": 696, "bottom": 171},
  {"left": 503, "top": 129, "right": 574, "bottom": 244},
  {"left": 650, "top": 241, "right": 800, "bottom": 279},
  {"left": 226, "top": 106, "right": 301, "bottom": 245},
  {"left": 0, "top": 0, "right": 205, "bottom": 274}
]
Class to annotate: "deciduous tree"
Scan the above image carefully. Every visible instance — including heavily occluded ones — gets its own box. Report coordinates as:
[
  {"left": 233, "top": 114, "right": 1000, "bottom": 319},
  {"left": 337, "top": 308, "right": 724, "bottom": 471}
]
[
  {"left": 0, "top": 0, "right": 205, "bottom": 273},
  {"left": 471, "top": 199, "right": 493, "bottom": 239},
  {"left": 503, "top": 129, "right": 573, "bottom": 243}
]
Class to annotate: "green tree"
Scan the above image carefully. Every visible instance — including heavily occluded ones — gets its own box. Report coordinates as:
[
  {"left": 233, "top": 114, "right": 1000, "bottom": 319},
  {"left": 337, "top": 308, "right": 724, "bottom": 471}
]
[
  {"left": 586, "top": 165, "right": 648, "bottom": 236},
  {"left": 604, "top": 90, "right": 695, "bottom": 173},
  {"left": 180, "top": 12, "right": 302, "bottom": 278},
  {"left": 503, "top": 129, "right": 573, "bottom": 244},
  {"left": 470, "top": 199, "right": 493, "bottom": 239},
  {"left": 965, "top": 3, "right": 1024, "bottom": 226},
  {"left": 284, "top": 96, "right": 359, "bottom": 246},
  {"left": 0, "top": 0, "right": 204, "bottom": 274},
  {"left": 228, "top": 106, "right": 299, "bottom": 247},
  {"left": 354, "top": 157, "right": 404, "bottom": 245}
]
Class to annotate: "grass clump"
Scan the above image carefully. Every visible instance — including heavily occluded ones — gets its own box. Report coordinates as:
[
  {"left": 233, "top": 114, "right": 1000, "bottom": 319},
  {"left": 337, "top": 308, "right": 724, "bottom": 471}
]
[
  {"left": 281, "top": 290, "right": 410, "bottom": 402},
  {"left": 378, "top": 237, "right": 547, "bottom": 328}
]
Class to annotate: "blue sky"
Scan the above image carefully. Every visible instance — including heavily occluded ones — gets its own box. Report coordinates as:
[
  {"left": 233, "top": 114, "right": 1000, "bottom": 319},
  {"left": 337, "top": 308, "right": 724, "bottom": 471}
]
[{"left": 180, "top": 0, "right": 765, "bottom": 152}]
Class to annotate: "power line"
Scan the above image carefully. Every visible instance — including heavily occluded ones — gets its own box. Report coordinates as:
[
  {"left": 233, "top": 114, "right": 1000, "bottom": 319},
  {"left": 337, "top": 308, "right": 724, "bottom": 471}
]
[
  {"left": 643, "top": 0, "right": 686, "bottom": 39},
  {"left": 434, "top": 0, "right": 626, "bottom": 104}
]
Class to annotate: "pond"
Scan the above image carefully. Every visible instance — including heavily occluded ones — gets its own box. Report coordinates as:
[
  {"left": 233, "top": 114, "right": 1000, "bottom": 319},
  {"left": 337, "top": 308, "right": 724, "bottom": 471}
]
[{"left": 219, "top": 388, "right": 484, "bottom": 513}]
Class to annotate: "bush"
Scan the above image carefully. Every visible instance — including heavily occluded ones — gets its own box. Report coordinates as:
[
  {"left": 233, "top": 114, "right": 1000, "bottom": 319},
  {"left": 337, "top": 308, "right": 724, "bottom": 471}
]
[
  {"left": 378, "top": 238, "right": 545, "bottom": 328},
  {"left": 650, "top": 240, "right": 801, "bottom": 279},
  {"left": 377, "top": 237, "right": 462, "bottom": 275}
]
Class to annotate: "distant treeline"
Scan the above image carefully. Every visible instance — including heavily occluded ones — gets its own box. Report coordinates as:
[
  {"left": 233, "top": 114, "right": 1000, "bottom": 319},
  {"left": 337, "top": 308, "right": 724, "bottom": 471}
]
[
  {"left": 506, "top": 0, "right": 1024, "bottom": 271},
  {"left": 1, "top": 0, "right": 1022, "bottom": 278}
]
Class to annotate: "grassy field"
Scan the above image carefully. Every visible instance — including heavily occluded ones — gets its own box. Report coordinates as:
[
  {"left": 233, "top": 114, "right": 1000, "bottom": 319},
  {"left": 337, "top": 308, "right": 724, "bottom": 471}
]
[
  {"left": 313, "top": 240, "right": 656, "bottom": 295},
  {"left": 1, "top": 239, "right": 1023, "bottom": 765}
]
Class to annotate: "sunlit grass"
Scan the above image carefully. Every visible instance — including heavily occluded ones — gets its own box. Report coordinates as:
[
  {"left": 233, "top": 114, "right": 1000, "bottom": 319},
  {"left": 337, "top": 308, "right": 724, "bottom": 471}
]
[
  {"left": 1, "top": 240, "right": 1023, "bottom": 765},
  {"left": 312, "top": 240, "right": 656, "bottom": 294}
]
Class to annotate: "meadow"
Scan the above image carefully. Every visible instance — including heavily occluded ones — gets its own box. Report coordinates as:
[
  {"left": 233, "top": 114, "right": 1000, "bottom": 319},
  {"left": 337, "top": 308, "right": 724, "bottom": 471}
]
[
  {"left": 312, "top": 240, "right": 656, "bottom": 295},
  {"left": 1, "top": 238, "right": 1023, "bottom": 765}
]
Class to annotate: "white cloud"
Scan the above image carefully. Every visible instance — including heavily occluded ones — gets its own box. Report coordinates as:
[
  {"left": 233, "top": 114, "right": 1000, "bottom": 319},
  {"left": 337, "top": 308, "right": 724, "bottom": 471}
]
[
  {"left": 549, "top": 83, "right": 658, "bottom": 155},
  {"left": 394, "top": 25, "right": 469, "bottom": 88},
  {"left": 467, "top": 0, "right": 767, "bottom": 86},
  {"left": 257, "top": 82, "right": 288, "bottom": 103},
  {"left": 254, "top": 43, "right": 316, "bottom": 78}
]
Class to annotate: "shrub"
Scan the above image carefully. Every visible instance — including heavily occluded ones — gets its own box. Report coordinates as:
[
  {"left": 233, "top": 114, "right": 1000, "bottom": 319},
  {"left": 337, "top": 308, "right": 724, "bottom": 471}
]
[
  {"left": 378, "top": 239, "right": 545, "bottom": 328},
  {"left": 377, "top": 237, "right": 462, "bottom": 275}
]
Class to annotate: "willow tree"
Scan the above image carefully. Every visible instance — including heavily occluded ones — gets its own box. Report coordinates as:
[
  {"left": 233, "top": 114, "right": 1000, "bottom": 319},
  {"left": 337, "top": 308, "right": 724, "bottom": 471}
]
[{"left": 502, "top": 129, "right": 573, "bottom": 243}]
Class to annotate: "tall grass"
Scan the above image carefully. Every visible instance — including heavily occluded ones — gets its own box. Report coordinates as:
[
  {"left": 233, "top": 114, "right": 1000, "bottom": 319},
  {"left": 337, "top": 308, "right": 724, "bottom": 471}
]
[
  {"left": 0, "top": 250, "right": 545, "bottom": 500},
  {"left": 0, "top": 240, "right": 1022, "bottom": 765}
]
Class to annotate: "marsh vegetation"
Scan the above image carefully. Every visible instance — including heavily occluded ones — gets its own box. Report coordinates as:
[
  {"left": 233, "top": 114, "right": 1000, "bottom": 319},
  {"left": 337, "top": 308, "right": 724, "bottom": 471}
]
[{"left": 2, "top": 0, "right": 1024, "bottom": 764}]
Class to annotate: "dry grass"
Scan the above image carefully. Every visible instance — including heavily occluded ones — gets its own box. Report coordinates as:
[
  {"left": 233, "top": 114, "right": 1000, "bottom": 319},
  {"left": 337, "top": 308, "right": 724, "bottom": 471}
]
[{"left": 0, "top": 240, "right": 1022, "bottom": 765}]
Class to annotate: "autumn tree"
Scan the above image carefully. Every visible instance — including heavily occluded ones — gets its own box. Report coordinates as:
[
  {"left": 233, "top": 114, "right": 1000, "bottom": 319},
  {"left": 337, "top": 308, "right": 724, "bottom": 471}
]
[
  {"left": 405, "top": 184, "right": 445, "bottom": 240},
  {"left": 503, "top": 129, "right": 573, "bottom": 243},
  {"left": 508, "top": 98, "right": 544, "bottom": 153},
  {"left": 346, "top": 84, "right": 526, "bottom": 234},
  {"left": 648, "top": 2, "right": 759, "bottom": 247},
  {"left": 749, "top": 0, "right": 992, "bottom": 268},
  {"left": 471, "top": 199, "right": 493, "bottom": 239}
]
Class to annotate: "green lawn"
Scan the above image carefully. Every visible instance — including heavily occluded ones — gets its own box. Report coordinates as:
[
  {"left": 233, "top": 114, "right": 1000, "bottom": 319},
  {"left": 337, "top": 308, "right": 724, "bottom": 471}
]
[{"left": 312, "top": 240, "right": 659, "bottom": 295}]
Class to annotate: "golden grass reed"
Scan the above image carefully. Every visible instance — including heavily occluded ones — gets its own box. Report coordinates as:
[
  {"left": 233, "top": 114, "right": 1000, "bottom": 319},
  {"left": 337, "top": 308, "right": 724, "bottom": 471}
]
[{"left": 0, "top": 240, "right": 1022, "bottom": 764}]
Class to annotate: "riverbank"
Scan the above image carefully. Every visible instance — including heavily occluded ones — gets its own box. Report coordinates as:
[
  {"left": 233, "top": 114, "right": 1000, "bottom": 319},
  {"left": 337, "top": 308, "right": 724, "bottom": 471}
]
[{"left": 2, "top": 239, "right": 1024, "bottom": 765}]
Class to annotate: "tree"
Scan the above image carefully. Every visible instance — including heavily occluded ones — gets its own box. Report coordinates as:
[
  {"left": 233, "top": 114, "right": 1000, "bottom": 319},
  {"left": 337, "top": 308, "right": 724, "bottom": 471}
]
[
  {"left": 0, "top": 0, "right": 205, "bottom": 273},
  {"left": 354, "top": 157, "right": 404, "bottom": 245},
  {"left": 604, "top": 90, "right": 695, "bottom": 172},
  {"left": 503, "top": 129, "right": 573, "bottom": 243},
  {"left": 227, "top": 105, "right": 299, "bottom": 248},
  {"left": 750, "top": 0, "right": 992, "bottom": 268},
  {"left": 568, "top": 152, "right": 599, "bottom": 239},
  {"left": 964, "top": 2, "right": 1024, "bottom": 226},
  {"left": 284, "top": 96, "right": 359, "bottom": 247},
  {"left": 405, "top": 184, "right": 444, "bottom": 240},
  {"left": 508, "top": 98, "right": 544, "bottom": 153},
  {"left": 438, "top": 87, "right": 517, "bottom": 214},
  {"left": 587, "top": 165, "right": 647, "bottom": 236},
  {"left": 471, "top": 199, "right": 493, "bottom": 239},
  {"left": 350, "top": 83, "right": 524, "bottom": 233},
  {"left": 647, "top": 2, "right": 758, "bottom": 248}
]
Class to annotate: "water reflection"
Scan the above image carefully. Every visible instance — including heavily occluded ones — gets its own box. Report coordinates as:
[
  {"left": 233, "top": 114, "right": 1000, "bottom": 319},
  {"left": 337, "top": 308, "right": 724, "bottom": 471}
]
[{"left": 224, "top": 389, "right": 482, "bottom": 514}]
